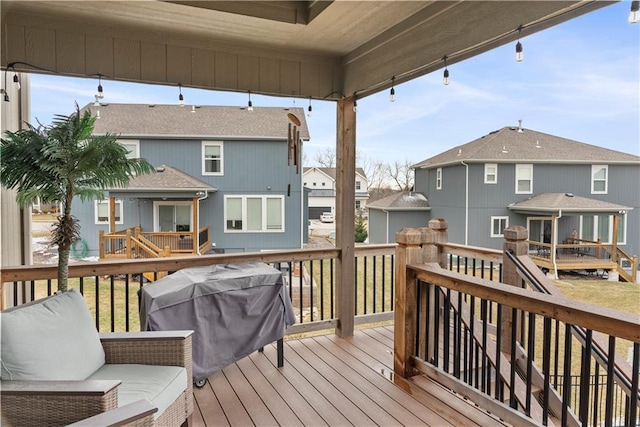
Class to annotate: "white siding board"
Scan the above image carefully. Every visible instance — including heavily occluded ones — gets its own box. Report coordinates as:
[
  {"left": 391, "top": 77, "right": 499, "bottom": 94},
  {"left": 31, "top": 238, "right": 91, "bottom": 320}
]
[
  {"left": 167, "top": 45, "right": 191, "bottom": 85},
  {"left": 55, "top": 30, "right": 86, "bottom": 75},
  {"left": 191, "top": 48, "right": 216, "bottom": 87},
  {"left": 113, "top": 38, "right": 141, "bottom": 80},
  {"left": 141, "top": 42, "right": 167, "bottom": 83},
  {"left": 85, "top": 34, "right": 114, "bottom": 77}
]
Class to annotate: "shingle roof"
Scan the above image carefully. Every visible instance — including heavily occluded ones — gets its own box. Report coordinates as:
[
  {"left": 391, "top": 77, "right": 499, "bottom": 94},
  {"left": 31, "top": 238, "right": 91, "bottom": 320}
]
[
  {"left": 413, "top": 126, "right": 640, "bottom": 169},
  {"left": 367, "top": 191, "right": 430, "bottom": 210},
  {"left": 110, "top": 165, "right": 217, "bottom": 192},
  {"left": 508, "top": 193, "right": 632, "bottom": 214},
  {"left": 303, "top": 167, "right": 367, "bottom": 179},
  {"left": 82, "top": 103, "right": 310, "bottom": 140}
]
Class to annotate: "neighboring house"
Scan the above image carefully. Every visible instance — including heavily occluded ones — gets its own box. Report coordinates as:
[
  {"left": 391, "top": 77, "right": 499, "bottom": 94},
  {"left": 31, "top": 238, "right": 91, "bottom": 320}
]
[
  {"left": 73, "top": 103, "right": 310, "bottom": 256},
  {"left": 303, "top": 167, "right": 369, "bottom": 219},
  {"left": 369, "top": 125, "right": 640, "bottom": 259},
  {"left": 367, "top": 191, "right": 430, "bottom": 244}
]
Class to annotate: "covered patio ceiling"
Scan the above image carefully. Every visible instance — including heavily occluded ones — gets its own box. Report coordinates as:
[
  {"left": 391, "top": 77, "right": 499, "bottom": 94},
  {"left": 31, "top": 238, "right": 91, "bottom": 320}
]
[{"left": 1, "top": 1, "right": 613, "bottom": 101}]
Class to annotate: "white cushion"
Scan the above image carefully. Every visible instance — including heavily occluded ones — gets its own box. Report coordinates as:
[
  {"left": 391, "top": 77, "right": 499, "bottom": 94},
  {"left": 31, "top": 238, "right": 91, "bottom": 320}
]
[
  {"left": 88, "top": 364, "right": 187, "bottom": 418},
  {"left": 0, "top": 289, "right": 105, "bottom": 380}
]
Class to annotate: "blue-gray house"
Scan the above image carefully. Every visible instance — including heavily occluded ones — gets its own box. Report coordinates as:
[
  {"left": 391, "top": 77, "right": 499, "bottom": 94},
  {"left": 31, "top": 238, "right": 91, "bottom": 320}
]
[
  {"left": 73, "top": 103, "right": 309, "bottom": 258},
  {"left": 369, "top": 124, "right": 639, "bottom": 280}
]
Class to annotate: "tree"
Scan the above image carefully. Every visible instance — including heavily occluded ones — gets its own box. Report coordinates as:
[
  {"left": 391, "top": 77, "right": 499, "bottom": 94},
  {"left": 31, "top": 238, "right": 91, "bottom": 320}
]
[
  {"left": 354, "top": 212, "right": 368, "bottom": 243},
  {"left": 313, "top": 146, "right": 336, "bottom": 167},
  {"left": 387, "top": 158, "right": 415, "bottom": 191},
  {"left": 1, "top": 104, "right": 155, "bottom": 292}
]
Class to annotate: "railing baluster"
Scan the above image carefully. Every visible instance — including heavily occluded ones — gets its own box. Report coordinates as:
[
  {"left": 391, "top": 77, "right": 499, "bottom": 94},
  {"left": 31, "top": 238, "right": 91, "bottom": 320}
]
[
  {"left": 110, "top": 275, "right": 115, "bottom": 332},
  {"left": 363, "top": 256, "right": 367, "bottom": 315},
  {"left": 453, "top": 290, "right": 461, "bottom": 379},
  {"left": 481, "top": 298, "right": 488, "bottom": 393},
  {"left": 373, "top": 255, "right": 377, "bottom": 313},
  {"left": 495, "top": 303, "right": 503, "bottom": 402},
  {"left": 579, "top": 329, "right": 592, "bottom": 425},
  {"left": 433, "top": 285, "right": 440, "bottom": 367},
  {"left": 509, "top": 306, "right": 518, "bottom": 410},
  {"left": 95, "top": 276, "right": 100, "bottom": 331},
  {"left": 125, "top": 274, "right": 130, "bottom": 332},
  {"left": 309, "top": 260, "right": 314, "bottom": 322},
  {"left": 542, "top": 317, "right": 552, "bottom": 426},
  {"left": 605, "top": 336, "right": 616, "bottom": 427},
  {"left": 319, "top": 259, "right": 324, "bottom": 320},
  {"left": 330, "top": 259, "right": 335, "bottom": 318},
  {"left": 468, "top": 295, "right": 475, "bottom": 387},
  {"left": 390, "top": 256, "right": 394, "bottom": 311},
  {"left": 443, "top": 289, "right": 451, "bottom": 373},
  {"left": 525, "top": 311, "right": 535, "bottom": 416},
  {"left": 562, "top": 322, "right": 573, "bottom": 427},
  {"left": 629, "top": 343, "right": 639, "bottom": 427}
]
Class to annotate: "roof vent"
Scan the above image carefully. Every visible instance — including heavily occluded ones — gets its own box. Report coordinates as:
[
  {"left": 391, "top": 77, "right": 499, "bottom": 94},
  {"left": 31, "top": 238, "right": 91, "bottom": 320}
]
[
  {"left": 517, "top": 119, "right": 523, "bottom": 133},
  {"left": 149, "top": 104, "right": 155, "bottom": 108},
  {"left": 156, "top": 166, "right": 165, "bottom": 172},
  {"left": 565, "top": 193, "right": 574, "bottom": 197}
]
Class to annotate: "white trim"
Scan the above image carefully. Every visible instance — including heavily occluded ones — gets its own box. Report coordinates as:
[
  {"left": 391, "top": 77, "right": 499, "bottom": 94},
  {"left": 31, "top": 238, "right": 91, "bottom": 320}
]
[
  {"left": 515, "top": 164, "right": 533, "bottom": 194},
  {"left": 202, "top": 141, "right": 224, "bottom": 176},
  {"left": 591, "top": 164, "right": 608, "bottom": 194},
  {"left": 224, "top": 195, "right": 285, "bottom": 233},
  {"left": 484, "top": 163, "right": 497, "bottom": 184},
  {"left": 436, "top": 167, "right": 442, "bottom": 190},
  {"left": 490, "top": 216, "right": 509, "bottom": 238},
  {"left": 117, "top": 139, "right": 140, "bottom": 159},
  {"left": 95, "top": 199, "right": 123, "bottom": 225}
]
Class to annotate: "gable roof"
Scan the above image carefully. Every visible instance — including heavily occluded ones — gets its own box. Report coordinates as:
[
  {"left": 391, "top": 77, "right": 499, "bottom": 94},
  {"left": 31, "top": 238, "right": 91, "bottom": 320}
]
[
  {"left": 109, "top": 165, "right": 216, "bottom": 193},
  {"left": 81, "top": 104, "right": 310, "bottom": 140},
  {"left": 413, "top": 126, "right": 640, "bottom": 169},
  {"left": 367, "top": 191, "right": 430, "bottom": 211},
  {"left": 303, "top": 167, "right": 367, "bottom": 180},
  {"left": 508, "top": 192, "right": 632, "bottom": 214}
]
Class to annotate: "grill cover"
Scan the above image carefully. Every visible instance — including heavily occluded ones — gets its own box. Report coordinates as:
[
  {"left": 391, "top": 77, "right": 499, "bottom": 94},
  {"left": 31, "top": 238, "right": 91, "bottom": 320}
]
[{"left": 139, "top": 262, "right": 295, "bottom": 382}]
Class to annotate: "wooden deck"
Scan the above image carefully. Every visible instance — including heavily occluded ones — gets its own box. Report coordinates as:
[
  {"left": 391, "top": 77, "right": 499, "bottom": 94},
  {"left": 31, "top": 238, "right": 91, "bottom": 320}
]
[{"left": 192, "top": 325, "right": 509, "bottom": 426}]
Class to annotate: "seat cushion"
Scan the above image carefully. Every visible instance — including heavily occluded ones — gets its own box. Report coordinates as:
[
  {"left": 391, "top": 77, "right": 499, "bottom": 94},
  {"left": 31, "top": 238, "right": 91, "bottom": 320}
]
[
  {"left": 88, "top": 364, "right": 187, "bottom": 419},
  {"left": 0, "top": 289, "right": 105, "bottom": 380}
]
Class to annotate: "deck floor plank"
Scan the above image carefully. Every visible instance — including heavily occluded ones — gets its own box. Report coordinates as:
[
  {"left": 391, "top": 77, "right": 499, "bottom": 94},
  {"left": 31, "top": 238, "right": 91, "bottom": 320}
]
[{"left": 194, "top": 325, "right": 513, "bottom": 427}]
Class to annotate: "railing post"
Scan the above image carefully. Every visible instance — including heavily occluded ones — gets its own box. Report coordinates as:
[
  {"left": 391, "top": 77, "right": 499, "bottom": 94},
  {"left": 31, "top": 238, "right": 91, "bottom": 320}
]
[
  {"left": 99, "top": 229, "right": 105, "bottom": 259},
  {"left": 427, "top": 218, "right": 448, "bottom": 267},
  {"left": 394, "top": 228, "right": 423, "bottom": 378},
  {"left": 502, "top": 225, "right": 528, "bottom": 355},
  {"left": 126, "top": 229, "right": 132, "bottom": 259}
]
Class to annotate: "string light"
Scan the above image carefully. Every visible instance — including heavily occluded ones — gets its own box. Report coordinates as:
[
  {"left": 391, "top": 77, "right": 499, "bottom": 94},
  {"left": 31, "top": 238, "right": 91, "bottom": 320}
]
[
  {"left": 389, "top": 76, "right": 396, "bottom": 102},
  {"left": 307, "top": 97, "right": 312, "bottom": 117},
  {"left": 178, "top": 84, "right": 184, "bottom": 106},
  {"left": 12, "top": 72, "right": 20, "bottom": 90},
  {"left": 630, "top": 1, "right": 640, "bottom": 24},
  {"left": 247, "top": 90, "right": 253, "bottom": 111},
  {"left": 353, "top": 99, "right": 358, "bottom": 113},
  {"left": 442, "top": 56, "right": 450, "bottom": 85},
  {"left": 515, "top": 26, "right": 524, "bottom": 62},
  {"left": 96, "top": 74, "right": 104, "bottom": 99}
]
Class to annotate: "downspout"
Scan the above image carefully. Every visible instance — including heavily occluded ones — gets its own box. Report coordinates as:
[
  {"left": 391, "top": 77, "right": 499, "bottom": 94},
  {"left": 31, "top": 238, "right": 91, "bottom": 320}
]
[
  {"left": 383, "top": 209, "right": 390, "bottom": 244},
  {"left": 196, "top": 191, "right": 208, "bottom": 255},
  {"left": 461, "top": 161, "right": 469, "bottom": 245},
  {"left": 552, "top": 209, "right": 562, "bottom": 279}
]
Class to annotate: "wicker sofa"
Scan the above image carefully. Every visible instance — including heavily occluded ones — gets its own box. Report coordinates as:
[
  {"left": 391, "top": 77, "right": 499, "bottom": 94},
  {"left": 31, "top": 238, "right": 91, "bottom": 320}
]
[{"left": 0, "top": 289, "right": 193, "bottom": 426}]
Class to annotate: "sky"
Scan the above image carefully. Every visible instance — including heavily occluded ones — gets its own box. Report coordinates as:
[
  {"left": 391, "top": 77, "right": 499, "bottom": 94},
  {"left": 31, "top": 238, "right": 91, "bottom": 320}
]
[{"left": 27, "top": 2, "right": 640, "bottom": 169}]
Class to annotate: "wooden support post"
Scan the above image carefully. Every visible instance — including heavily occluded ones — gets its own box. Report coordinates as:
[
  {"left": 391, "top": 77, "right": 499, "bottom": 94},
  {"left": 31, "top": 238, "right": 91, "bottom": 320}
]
[
  {"left": 99, "top": 230, "right": 105, "bottom": 259},
  {"left": 428, "top": 218, "right": 449, "bottom": 267},
  {"left": 422, "top": 219, "right": 448, "bottom": 362},
  {"left": 501, "top": 225, "right": 528, "bottom": 355},
  {"left": 192, "top": 197, "right": 198, "bottom": 254},
  {"left": 109, "top": 196, "right": 116, "bottom": 233},
  {"left": 335, "top": 96, "right": 356, "bottom": 338},
  {"left": 125, "top": 229, "right": 132, "bottom": 259},
  {"left": 394, "top": 227, "right": 423, "bottom": 378}
]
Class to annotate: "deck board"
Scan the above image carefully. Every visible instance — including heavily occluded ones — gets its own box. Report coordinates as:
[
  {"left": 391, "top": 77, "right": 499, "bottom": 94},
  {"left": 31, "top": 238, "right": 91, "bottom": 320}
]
[{"left": 193, "top": 325, "right": 510, "bottom": 426}]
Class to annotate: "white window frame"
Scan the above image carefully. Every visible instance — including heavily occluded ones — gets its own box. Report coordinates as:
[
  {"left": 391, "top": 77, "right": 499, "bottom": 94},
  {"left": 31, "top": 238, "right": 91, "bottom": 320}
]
[
  {"left": 484, "top": 163, "right": 498, "bottom": 184},
  {"left": 152, "top": 201, "right": 193, "bottom": 232},
  {"left": 202, "top": 141, "right": 224, "bottom": 176},
  {"left": 117, "top": 139, "right": 140, "bottom": 159},
  {"left": 95, "top": 199, "right": 123, "bottom": 225},
  {"left": 515, "top": 164, "right": 533, "bottom": 194},
  {"left": 436, "top": 168, "right": 442, "bottom": 190},
  {"left": 591, "top": 165, "right": 608, "bottom": 194},
  {"left": 224, "top": 195, "right": 285, "bottom": 233},
  {"left": 490, "top": 216, "right": 509, "bottom": 238},
  {"left": 356, "top": 180, "right": 361, "bottom": 190}
]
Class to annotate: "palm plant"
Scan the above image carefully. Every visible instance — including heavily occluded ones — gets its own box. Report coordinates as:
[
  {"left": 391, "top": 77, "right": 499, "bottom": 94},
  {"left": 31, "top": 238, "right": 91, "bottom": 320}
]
[{"left": 1, "top": 104, "right": 154, "bottom": 291}]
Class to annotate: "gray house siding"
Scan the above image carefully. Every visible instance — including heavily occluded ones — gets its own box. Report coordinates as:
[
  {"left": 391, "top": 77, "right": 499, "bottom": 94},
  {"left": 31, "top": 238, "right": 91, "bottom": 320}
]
[
  {"left": 415, "top": 162, "right": 639, "bottom": 254},
  {"left": 368, "top": 210, "right": 429, "bottom": 244},
  {"left": 368, "top": 210, "right": 388, "bottom": 244},
  {"left": 71, "top": 137, "right": 303, "bottom": 257}
]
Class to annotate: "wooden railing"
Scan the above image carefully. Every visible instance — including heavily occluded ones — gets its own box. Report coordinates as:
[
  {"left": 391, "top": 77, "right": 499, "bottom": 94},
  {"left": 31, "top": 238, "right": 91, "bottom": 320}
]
[
  {"left": 395, "top": 221, "right": 640, "bottom": 427},
  {"left": 1, "top": 244, "right": 396, "bottom": 335},
  {"left": 99, "top": 226, "right": 211, "bottom": 259}
]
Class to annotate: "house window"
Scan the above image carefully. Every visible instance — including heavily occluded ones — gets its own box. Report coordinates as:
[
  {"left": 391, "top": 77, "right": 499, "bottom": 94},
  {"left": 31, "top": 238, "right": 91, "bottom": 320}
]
[
  {"left": 515, "top": 164, "right": 533, "bottom": 194},
  {"left": 202, "top": 141, "right": 223, "bottom": 175},
  {"left": 591, "top": 165, "right": 608, "bottom": 194},
  {"left": 95, "top": 199, "right": 123, "bottom": 225},
  {"left": 355, "top": 200, "right": 361, "bottom": 209},
  {"left": 484, "top": 163, "right": 497, "bottom": 184},
  {"left": 356, "top": 181, "right": 361, "bottom": 190},
  {"left": 224, "top": 195, "right": 284, "bottom": 232},
  {"left": 322, "top": 182, "right": 326, "bottom": 186},
  {"left": 118, "top": 140, "right": 139, "bottom": 159},
  {"left": 491, "top": 216, "right": 508, "bottom": 237},
  {"left": 313, "top": 182, "right": 317, "bottom": 186},
  {"left": 436, "top": 168, "right": 442, "bottom": 190},
  {"left": 580, "top": 214, "right": 626, "bottom": 245}
]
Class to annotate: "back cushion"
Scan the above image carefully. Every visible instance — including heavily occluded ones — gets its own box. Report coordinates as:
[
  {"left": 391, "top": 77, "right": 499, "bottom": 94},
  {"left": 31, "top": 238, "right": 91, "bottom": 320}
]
[{"left": 1, "top": 289, "right": 105, "bottom": 380}]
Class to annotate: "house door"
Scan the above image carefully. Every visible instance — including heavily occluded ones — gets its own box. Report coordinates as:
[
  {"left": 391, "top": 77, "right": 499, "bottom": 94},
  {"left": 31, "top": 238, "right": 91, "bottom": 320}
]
[
  {"left": 528, "top": 217, "right": 552, "bottom": 244},
  {"left": 155, "top": 202, "right": 192, "bottom": 232}
]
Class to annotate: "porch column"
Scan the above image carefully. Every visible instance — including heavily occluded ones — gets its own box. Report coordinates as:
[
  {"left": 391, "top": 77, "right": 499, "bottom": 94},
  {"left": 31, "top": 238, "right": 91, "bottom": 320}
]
[
  {"left": 109, "top": 196, "right": 116, "bottom": 233},
  {"left": 501, "top": 225, "right": 528, "bottom": 355},
  {"left": 335, "top": 96, "right": 356, "bottom": 338},
  {"left": 611, "top": 213, "right": 619, "bottom": 263}
]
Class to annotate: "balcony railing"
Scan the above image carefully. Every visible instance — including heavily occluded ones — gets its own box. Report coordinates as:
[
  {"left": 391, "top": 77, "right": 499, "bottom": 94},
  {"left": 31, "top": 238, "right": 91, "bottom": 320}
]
[
  {"left": 1, "top": 244, "right": 396, "bottom": 335},
  {"left": 394, "top": 221, "right": 640, "bottom": 427}
]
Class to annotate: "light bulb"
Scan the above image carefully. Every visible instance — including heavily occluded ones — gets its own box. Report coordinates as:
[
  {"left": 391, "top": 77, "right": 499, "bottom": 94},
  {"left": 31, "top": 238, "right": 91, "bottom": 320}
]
[
  {"left": 443, "top": 68, "right": 450, "bottom": 85},
  {"left": 178, "top": 93, "right": 184, "bottom": 106},
  {"left": 389, "top": 87, "right": 396, "bottom": 102},
  {"left": 630, "top": 1, "right": 640, "bottom": 23},
  {"left": 307, "top": 105, "right": 312, "bottom": 117},
  {"left": 12, "top": 73, "right": 20, "bottom": 90},
  {"left": 353, "top": 100, "right": 358, "bottom": 113},
  {"left": 93, "top": 95, "right": 100, "bottom": 107},
  {"left": 247, "top": 91, "right": 253, "bottom": 111},
  {"left": 515, "top": 41, "right": 524, "bottom": 62},
  {"left": 96, "top": 75, "right": 104, "bottom": 99}
]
